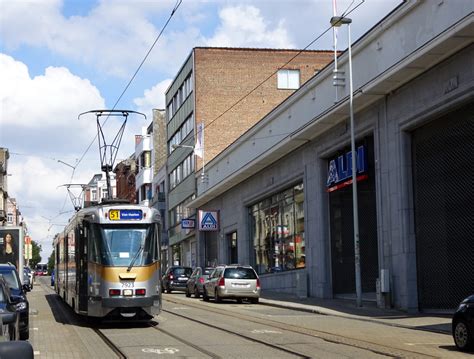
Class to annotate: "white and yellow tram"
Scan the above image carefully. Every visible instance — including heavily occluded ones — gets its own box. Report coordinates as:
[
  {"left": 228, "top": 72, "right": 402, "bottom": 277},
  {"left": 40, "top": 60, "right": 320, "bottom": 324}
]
[{"left": 54, "top": 201, "right": 161, "bottom": 320}]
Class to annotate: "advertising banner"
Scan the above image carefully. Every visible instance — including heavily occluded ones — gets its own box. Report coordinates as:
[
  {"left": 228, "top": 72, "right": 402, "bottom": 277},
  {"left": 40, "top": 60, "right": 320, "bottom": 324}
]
[{"left": 0, "top": 227, "right": 22, "bottom": 269}]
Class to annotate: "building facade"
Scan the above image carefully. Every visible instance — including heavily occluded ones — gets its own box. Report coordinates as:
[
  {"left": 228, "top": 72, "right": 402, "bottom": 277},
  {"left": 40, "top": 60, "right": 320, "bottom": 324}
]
[
  {"left": 135, "top": 124, "right": 153, "bottom": 206},
  {"left": 84, "top": 173, "right": 116, "bottom": 208},
  {"left": 150, "top": 109, "right": 169, "bottom": 272},
  {"left": 0, "top": 148, "right": 9, "bottom": 225},
  {"left": 114, "top": 156, "right": 137, "bottom": 204},
  {"left": 166, "top": 47, "right": 335, "bottom": 267},
  {"left": 188, "top": 2, "right": 474, "bottom": 311}
]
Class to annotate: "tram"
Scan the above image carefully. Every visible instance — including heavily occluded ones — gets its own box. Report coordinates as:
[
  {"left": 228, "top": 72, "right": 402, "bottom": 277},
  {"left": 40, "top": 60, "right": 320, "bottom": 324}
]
[{"left": 54, "top": 201, "right": 161, "bottom": 320}]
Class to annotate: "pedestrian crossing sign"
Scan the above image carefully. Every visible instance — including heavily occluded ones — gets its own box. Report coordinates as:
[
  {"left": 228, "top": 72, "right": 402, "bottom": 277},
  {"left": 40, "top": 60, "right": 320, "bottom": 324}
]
[{"left": 198, "top": 210, "right": 219, "bottom": 231}]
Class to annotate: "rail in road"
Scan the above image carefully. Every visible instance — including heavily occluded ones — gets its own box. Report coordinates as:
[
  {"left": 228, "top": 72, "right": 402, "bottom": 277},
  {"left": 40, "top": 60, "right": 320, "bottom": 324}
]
[
  {"left": 163, "top": 295, "right": 439, "bottom": 359},
  {"left": 32, "top": 278, "right": 464, "bottom": 358}
]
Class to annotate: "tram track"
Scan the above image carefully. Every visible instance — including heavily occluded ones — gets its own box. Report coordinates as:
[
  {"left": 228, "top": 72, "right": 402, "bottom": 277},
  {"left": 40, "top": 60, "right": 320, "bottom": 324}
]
[
  {"left": 164, "top": 296, "right": 439, "bottom": 359},
  {"left": 158, "top": 308, "right": 311, "bottom": 358},
  {"left": 38, "top": 278, "right": 128, "bottom": 358}
]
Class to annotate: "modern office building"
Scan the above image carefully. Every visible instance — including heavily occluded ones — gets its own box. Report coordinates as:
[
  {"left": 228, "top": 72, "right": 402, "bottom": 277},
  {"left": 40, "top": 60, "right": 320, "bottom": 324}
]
[
  {"left": 188, "top": 2, "right": 474, "bottom": 311},
  {"left": 166, "top": 47, "right": 335, "bottom": 267}
]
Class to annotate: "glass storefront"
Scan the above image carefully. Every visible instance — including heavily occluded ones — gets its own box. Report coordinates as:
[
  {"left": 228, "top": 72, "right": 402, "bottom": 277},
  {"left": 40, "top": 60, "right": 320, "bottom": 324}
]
[{"left": 250, "top": 183, "right": 305, "bottom": 274}]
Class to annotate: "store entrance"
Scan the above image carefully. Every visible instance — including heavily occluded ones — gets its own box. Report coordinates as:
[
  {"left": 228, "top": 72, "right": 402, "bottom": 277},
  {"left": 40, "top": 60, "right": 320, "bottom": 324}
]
[
  {"left": 412, "top": 105, "right": 474, "bottom": 310},
  {"left": 329, "top": 137, "right": 379, "bottom": 296}
]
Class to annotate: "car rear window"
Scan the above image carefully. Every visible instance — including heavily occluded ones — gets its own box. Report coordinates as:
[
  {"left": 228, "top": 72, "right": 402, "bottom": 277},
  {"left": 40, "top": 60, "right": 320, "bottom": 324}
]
[
  {"left": 203, "top": 268, "right": 214, "bottom": 275},
  {"left": 172, "top": 268, "right": 192, "bottom": 276},
  {"left": 224, "top": 268, "right": 257, "bottom": 279}
]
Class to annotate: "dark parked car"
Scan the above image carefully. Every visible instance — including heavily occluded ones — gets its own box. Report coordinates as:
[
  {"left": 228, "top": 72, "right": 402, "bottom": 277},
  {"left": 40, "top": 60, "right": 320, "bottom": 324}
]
[
  {"left": 185, "top": 267, "right": 214, "bottom": 298},
  {"left": 0, "top": 275, "right": 20, "bottom": 341},
  {"left": 22, "top": 271, "right": 31, "bottom": 292},
  {"left": 162, "top": 266, "right": 193, "bottom": 293},
  {"left": 0, "top": 264, "right": 29, "bottom": 340},
  {"left": 0, "top": 341, "right": 34, "bottom": 359},
  {"left": 452, "top": 294, "right": 474, "bottom": 351}
]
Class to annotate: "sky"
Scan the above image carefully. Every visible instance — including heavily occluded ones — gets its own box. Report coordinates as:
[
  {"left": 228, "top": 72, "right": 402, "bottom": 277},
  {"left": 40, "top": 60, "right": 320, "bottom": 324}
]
[{"left": 0, "top": 0, "right": 401, "bottom": 261}]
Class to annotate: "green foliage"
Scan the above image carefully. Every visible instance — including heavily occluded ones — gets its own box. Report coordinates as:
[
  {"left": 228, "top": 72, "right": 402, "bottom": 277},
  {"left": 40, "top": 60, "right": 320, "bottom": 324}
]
[
  {"left": 30, "top": 240, "right": 42, "bottom": 268},
  {"left": 47, "top": 249, "right": 55, "bottom": 274}
]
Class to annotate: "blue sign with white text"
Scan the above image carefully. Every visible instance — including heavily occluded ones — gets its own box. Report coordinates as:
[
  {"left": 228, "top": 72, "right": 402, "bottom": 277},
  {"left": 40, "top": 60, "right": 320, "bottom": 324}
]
[{"left": 326, "top": 145, "right": 367, "bottom": 187}]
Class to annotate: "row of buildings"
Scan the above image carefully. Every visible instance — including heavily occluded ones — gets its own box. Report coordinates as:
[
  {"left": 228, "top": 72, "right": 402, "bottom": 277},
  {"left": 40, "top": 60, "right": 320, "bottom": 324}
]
[
  {"left": 90, "top": 1, "right": 472, "bottom": 312},
  {"left": 0, "top": 148, "right": 25, "bottom": 228}
]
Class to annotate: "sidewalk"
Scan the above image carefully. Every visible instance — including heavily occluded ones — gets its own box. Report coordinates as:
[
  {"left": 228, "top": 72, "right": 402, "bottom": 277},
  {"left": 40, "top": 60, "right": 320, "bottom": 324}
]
[{"left": 260, "top": 291, "right": 452, "bottom": 335}]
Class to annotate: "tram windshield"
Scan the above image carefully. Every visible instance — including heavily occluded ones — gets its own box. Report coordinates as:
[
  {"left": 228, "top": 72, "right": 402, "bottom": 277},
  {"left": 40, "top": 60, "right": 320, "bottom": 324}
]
[{"left": 89, "top": 224, "right": 158, "bottom": 266}]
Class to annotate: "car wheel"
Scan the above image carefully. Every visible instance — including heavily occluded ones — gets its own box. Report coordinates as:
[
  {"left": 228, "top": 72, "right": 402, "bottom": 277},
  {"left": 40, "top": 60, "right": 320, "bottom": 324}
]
[
  {"left": 215, "top": 289, "right": 222, "bottom": 303},
  {"left": 20, "top": 328, "right": 29, "bottom": 340},
  {"left": 203, "top": 289, "right": 209, "bottom": 302},
  {"left": 185, "top": 287, "right": 191, "bottom": 297},
  {"left": 250, "top": 298, "right": 259, "bottom": 304},
  {"left": 453, "top": 319, "right": 473, "bottom": 351},
  {"left": 194, "top": 286, "right": 200, "bottom": 298}
]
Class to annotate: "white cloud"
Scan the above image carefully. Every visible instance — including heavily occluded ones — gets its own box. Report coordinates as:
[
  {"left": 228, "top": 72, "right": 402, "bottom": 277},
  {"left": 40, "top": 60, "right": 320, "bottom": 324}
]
[
  {"left": 133, "top": 78, "right": 172, "bottom": 118},
  {"left": 205, "top": 5, "right": 294, "bottom": 48},
  {"left": 0, "top": 54, "right": 104, "bottom": 129}
]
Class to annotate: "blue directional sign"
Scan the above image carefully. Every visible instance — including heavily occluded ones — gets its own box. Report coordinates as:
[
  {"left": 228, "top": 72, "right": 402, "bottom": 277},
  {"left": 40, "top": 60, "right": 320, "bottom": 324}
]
[
  {"left": 181, "top": 218, "right": 196, "bottom": 229},
  {"left": 198, "top": 210, "right": 219, "bottom": 231}
]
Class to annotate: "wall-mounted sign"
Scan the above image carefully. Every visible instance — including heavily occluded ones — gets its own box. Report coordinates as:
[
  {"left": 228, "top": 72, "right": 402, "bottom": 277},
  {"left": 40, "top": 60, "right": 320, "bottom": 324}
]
[
  {"left": 181, "top": 218, "right": 195, "bottom": 229},
  {"left": 198, "top": 210, "right": 219, "bottom": 231},
  {"left": 326, "top": 145, "right": 368, "bottom": 192}
]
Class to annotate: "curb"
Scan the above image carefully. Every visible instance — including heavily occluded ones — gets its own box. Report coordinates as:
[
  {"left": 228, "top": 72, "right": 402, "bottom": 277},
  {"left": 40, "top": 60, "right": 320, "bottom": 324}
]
[{"left": 260, "top": 298, "right": 452, "bottom": 336}]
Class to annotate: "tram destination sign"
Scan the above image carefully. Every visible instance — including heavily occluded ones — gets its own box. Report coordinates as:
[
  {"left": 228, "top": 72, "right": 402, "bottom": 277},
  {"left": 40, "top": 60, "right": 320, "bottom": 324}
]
[{"left": 109, "top": 209, "right": 143, "bottom": 221}]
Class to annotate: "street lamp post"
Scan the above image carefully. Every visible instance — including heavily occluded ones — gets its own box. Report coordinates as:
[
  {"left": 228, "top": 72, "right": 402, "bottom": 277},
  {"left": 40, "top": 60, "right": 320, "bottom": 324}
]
[{"left": 330, "top": 15, "right": 362, "bottom": 307}]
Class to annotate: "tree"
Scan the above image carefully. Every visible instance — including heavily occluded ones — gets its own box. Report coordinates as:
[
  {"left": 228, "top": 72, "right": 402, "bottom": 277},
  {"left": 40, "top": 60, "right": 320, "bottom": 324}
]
[
  {"left": 30, "top": 240, "right": 42, "bottom": 268},
  {"left": 47, "top": 249, "right": 55, "bottom": 274}
]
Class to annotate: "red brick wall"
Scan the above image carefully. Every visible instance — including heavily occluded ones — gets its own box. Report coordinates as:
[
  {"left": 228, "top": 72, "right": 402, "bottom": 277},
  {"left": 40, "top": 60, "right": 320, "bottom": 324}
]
[{"left": 194, "top": 48, "right": 334, "bottom": 168}]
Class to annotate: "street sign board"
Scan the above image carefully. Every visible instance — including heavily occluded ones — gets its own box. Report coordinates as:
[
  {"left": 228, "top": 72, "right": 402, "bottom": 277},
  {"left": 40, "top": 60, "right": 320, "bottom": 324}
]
[
  {"left": 198, "top": 210, "right": 219, "bottom": 231},
  {"left": 181, "top": 219, "right": 195, "bottom": 229}
]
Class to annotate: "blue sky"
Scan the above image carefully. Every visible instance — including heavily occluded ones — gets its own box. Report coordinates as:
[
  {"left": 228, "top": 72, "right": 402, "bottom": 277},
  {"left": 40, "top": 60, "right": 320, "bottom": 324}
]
[{"left": 0, "top": 0, "right": 400, "bottom": 259}]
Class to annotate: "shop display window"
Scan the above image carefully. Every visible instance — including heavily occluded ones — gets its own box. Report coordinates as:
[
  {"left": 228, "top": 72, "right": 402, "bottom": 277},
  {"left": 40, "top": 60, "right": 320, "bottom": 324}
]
[{"left": 250, "top": 183, "right": 305, "bottom": 274}]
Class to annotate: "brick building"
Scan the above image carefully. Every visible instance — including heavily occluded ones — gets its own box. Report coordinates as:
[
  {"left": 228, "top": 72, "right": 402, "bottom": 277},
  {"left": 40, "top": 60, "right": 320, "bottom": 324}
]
[
  {"left": 166, "top": 47, "right": 334, "bottom": 267},
  {"left": 114, "top": 157, "right": 137, "bottom": 204}
]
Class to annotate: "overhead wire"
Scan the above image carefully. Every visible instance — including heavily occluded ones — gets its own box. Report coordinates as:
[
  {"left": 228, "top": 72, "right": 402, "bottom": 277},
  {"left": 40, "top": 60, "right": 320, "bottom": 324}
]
[
  {"left": 200, "top": 0, "right": 364, "bottom": 134},
  {"left": 53, "top": 0, "right": 182, "bottom": 216},
  {"left": 74, "top": 0, "right": 183, "bottom": 172}
]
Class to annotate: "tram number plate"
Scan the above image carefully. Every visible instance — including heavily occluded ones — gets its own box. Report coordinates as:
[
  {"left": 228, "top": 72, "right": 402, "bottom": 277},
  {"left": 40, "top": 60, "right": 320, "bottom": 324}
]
[{"left": 121, "top": 281, "right": 134, "bottom": 288}]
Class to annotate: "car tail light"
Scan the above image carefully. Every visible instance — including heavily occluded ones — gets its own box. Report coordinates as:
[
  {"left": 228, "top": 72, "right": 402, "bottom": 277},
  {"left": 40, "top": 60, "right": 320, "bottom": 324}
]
[
  {"left": 199, "top": 278, "right": 205, "bottom": 284},
  {"left": 256, "top": 278, "right": 261, "bottom": 289},
  {"left": 218, "top": 276, "right": 225, "bottom": 287},
  {"left": 135, "top": 289, "right": 146, "bottom": 296},
  {"left": 109, "top": 289, "right": 120, "bottom": 296}
]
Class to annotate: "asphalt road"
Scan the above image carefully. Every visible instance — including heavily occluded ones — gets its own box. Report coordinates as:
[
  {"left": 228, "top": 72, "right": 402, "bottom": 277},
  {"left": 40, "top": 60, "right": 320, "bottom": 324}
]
[{"left": 29, "top": 276, "right": 471, "bottom": 358}]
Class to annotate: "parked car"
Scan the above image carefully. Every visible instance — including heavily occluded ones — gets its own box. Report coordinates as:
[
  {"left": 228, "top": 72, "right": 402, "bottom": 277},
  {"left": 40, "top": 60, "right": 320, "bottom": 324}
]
[
  {"left": 23, "top": 268, "right": 33, "bottom": 290},
  {"left": 0, "top": 264, "right": 29, "bottom": 340},
  {"left": 186, "top": 267, "right": 214, "bottom": 298},
  {"left": 0, "top": 341, "right": 34, "bottom": 359},
  {"left": 452, "top": 294, "right": 474, "bottom": 351},
  {"left": 203, "top": 265, "right": 260, "bottom": 304},
  {"left": 0, "top": 275, "right": 20, "bottom": 341},
  {"left": 21, "top": 271, "right": 31, "bottom": 292},
  {"left": 162, "top": 266, "right": 193, "bottom": 293}
]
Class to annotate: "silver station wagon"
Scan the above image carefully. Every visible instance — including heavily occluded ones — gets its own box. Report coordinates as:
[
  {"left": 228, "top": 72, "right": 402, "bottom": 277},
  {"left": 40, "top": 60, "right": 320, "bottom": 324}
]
[{"left": 203, "top": 265, "right": 260, "bottom": 304}]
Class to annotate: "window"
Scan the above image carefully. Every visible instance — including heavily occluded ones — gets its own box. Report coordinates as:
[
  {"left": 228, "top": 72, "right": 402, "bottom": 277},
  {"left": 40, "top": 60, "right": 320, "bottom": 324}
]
[
  {"left": 277, "top": 69, "right": 300, "bottom": 90},
  {"left": 250, "top": 183, "right": 305, "bottom": 274}
]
